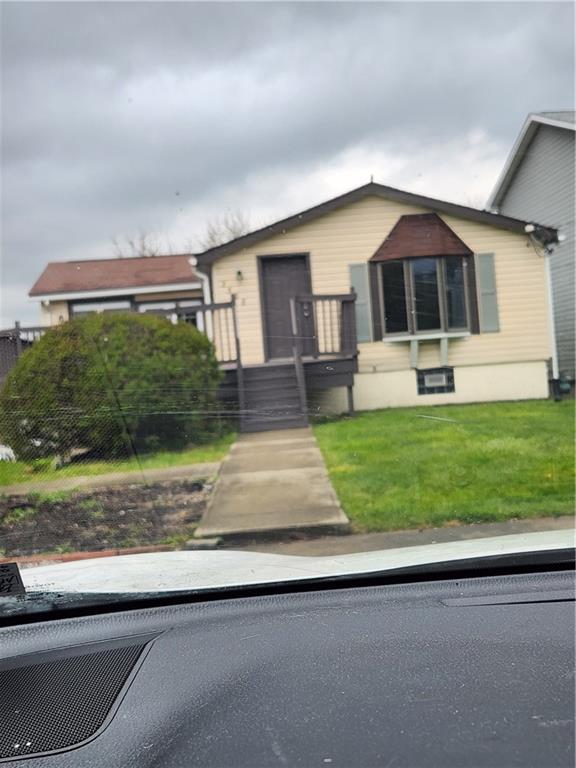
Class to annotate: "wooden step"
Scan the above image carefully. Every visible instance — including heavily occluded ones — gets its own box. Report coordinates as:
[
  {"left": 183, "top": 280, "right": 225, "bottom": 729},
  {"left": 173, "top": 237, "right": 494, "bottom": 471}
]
[
  {"left": 244, "top": 398, "right": 302, "bottom": 414},
  {"left": 239, "top": 361, "right": 308, "bottom": 433},
  {"left": 243, "top": 379, "right": 299, "bottom": 397},
  {"left": 243, "top": 365, "right": 297, "bottom": 382},
  {"left": 244, "top": 390, "right": 301, "bottom": 408},
  {"left": 240, "top": 415, "right": 309, "bottom": 433}
]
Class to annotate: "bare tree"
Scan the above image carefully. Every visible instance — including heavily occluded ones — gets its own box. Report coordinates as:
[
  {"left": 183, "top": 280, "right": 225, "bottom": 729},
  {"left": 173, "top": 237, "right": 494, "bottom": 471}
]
[
  {"left": 111, "top": 230, "right": 170, "bottom": 258},
  {"left": 199, "top": 209, "right": 251, "bottom": 250}
]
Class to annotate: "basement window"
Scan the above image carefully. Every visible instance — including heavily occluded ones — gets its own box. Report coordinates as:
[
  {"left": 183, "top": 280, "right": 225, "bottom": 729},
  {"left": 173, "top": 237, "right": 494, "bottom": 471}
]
[{"left": 417, "top": 367, "right": 455, "bottom": 395}]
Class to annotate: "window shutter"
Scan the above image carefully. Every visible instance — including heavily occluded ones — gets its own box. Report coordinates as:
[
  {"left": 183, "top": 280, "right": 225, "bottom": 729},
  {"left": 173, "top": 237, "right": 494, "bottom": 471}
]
[
  {"left": 368, "top": 262, "right": 383, "bottom": 341},
  {"left": 476, "top": 253, "right": 500, "bottom": 333},
  {"left": 349, "top": 263, "right": 372, "bottom": 342}
]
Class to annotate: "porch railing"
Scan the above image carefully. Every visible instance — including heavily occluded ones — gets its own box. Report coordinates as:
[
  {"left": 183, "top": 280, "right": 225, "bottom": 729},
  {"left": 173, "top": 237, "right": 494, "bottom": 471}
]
[
  {"left": 0, "top": 301, "right": 245, "bottom": 411},
  {"left": 293, "top": 291, "right": 357, "bottom": 358},
  {"left": 106, "top": 297, "right": 246, "bottom": 415},
  {"left": 141, "top": 298, "right": 239, "bottom": 365}
]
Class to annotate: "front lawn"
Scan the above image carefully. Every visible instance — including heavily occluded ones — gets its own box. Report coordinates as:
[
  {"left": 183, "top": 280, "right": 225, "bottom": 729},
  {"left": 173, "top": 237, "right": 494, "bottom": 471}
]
[
  {"left": 313, "top": 401, "right": 574, "bottom": 532},
  {"left": 0, "top": 433, "right": 236, "bottom": 488}
]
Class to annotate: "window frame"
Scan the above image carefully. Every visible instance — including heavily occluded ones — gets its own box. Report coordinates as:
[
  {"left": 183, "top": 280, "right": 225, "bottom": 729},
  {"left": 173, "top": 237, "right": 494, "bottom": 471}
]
[
  {"left": 69, "top": 298, "right": 133, "bottom": 316},
  {"left": 380, "top": 256, "right": 472, "bottom": 338}
]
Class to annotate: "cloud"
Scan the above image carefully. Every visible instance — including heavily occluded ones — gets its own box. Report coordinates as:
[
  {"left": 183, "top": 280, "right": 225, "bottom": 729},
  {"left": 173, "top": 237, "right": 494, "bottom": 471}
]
[{"left": 1, "top": 1, "right": 574, "bottom": 326}]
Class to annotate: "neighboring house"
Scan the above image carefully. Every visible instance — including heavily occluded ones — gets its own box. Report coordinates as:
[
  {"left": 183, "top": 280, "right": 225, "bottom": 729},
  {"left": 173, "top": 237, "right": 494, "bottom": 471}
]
[
  {"left": 488, "top": 111, "right": 575, "bottom": 381},
  {"left": 29, "top": 253, "right": 205, "bottom": 326},
  {"left": 24, "top": 182, "right": 557, "bottom": 432}
]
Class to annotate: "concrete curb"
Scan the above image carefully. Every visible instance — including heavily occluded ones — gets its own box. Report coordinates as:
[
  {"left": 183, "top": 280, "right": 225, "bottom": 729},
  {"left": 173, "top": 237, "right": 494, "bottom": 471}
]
[{"left": 1, "top": 543, "right": 177, "bottom": 568}]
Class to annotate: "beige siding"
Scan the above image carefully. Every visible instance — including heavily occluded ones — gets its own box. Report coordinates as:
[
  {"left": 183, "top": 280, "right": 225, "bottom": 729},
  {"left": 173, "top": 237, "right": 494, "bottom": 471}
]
[
  {"left": 40, "top": 300, "right": 69, "bottom": 326},
  {"left": 212, "top": 195, "right": 551, "bottom": 369},
  {"left": 314, "top": 361, "right": 549, "bottom": 414}
]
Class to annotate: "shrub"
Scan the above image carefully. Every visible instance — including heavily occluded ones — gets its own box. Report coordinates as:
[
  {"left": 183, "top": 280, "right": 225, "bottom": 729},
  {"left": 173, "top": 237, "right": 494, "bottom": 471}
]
[{"left": 0, "top": 313, "right": 222, "bottom": 460}]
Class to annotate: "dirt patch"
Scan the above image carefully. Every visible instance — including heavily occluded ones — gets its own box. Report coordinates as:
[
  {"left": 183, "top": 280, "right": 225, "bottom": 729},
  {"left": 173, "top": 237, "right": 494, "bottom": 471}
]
[{"left": 0, "top": 479, "right": 212, "bottom": 557}]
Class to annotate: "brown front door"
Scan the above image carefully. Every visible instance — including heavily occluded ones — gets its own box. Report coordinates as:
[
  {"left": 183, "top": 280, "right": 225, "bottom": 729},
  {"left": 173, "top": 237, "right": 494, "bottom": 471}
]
[{"left": 260, "top": 255, "right": 314, "bottom": 359}]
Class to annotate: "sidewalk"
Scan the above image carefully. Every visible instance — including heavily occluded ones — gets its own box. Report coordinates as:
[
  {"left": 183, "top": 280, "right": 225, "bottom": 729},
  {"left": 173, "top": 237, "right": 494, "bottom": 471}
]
[
  {"left": 235, "top": 515, "right": 575, "bottom": 556},
  {"left": 0, "top": 462, "right": 220, "bottom": 496},
  {"left": 194, "top": 427, "right": 349, "bottom": 538}
]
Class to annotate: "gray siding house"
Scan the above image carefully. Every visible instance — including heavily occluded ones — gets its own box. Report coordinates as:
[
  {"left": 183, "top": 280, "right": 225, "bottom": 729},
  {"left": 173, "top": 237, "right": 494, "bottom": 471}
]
[{"left": 488, "top": 111, "right": 575, "bottom": 380}]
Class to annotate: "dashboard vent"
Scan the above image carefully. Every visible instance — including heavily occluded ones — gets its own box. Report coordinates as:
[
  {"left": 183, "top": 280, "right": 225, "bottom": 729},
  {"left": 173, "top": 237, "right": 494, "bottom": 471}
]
[{"left": 0, "top": 635, "right": 153, "bottom": 761}]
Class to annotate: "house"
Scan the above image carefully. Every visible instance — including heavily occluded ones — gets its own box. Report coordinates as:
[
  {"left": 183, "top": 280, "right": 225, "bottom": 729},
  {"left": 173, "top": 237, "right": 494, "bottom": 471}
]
[
  {"left": 488, "top": 111, "right": 575, "bottom": 382},
  {"left": 29, "top": 253, "right": 206, "bottom": 325},
  {"left": 194, "top": 182, "right": 557, "bottom": 429},
  {"left": 27, "top": 182, "right": 558, "bottom": 432}
]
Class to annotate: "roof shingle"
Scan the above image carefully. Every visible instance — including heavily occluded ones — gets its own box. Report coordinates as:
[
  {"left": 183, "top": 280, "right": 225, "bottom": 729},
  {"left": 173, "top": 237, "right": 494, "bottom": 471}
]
[{"left": 29, "top": 254, "right": 200, "bottom": 297}]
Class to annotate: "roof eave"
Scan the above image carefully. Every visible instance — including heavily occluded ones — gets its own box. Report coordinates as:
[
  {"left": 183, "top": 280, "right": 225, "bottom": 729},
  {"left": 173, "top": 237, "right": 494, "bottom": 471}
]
[
  {"left": 29, "top": 281, "right": 204, "bottom": 302},
  {"left": 196, "top": 182, "right": 558, "bottom": 267}
]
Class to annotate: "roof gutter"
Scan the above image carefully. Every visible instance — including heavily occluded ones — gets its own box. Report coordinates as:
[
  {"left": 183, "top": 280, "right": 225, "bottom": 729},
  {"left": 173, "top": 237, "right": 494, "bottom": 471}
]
[
  {"left": 187, "top": 257, "right": 214, "bottom": 339},
  {"left": 29, "top": 282, "right": 203, "bottom": 302}
]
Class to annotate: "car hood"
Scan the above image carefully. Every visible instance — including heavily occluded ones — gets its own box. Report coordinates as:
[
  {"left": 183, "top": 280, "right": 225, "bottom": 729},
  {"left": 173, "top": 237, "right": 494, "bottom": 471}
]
[{"left": 21, "top": 529, "right": 575, "bottom": 595}]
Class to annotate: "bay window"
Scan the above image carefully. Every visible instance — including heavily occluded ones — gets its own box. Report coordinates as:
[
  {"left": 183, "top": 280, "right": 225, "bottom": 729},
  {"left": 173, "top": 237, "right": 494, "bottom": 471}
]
[{"left": 381, "top": 256, "right": 471, "bottom": 336}]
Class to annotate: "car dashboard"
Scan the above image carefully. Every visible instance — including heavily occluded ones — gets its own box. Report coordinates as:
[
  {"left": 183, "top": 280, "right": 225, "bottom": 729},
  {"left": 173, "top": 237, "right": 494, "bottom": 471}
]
[{"left": 0, "top": 568, "right": 574, "bottom": 767}]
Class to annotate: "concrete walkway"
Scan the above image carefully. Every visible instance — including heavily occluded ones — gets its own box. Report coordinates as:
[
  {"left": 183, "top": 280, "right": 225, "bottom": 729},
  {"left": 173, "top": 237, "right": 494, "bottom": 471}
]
[
  {"left": 194, "top": 427, "right": 349, "bottom": 538},
  {"left": 0, "top": 462, "right": 220, "bottom": 496}
]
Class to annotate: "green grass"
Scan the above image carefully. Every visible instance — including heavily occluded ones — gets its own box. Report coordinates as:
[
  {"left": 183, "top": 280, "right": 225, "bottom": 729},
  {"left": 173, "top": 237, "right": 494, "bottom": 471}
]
[
  {"left": 0, "top": 433, "right": 236, "bottom": 488},
  {"left": 313, "top": 401, "right": 575, "bottom": 532}
]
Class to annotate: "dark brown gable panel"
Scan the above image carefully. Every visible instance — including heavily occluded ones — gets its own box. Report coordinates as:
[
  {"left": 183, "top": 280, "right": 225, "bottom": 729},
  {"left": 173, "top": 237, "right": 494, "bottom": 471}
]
[{"left": 370, "top": 213, "right": 474, "bottom": 262}]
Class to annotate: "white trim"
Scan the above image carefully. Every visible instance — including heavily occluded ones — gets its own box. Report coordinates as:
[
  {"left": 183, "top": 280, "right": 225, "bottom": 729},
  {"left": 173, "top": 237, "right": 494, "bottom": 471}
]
[
  {"left": 383, "top": 332, "right": 471, "bottom": 343},
  {"left": 193, "top": 265, "right": 213, "bottom": 340},
  {"left": 488, "top": 113, "right": 575, "bottom": 209},
  {"left": 70, "top": 299, "right": 132, "bottom": 314},
  {"left": 29, "top": 282, "right": 203, "bottom": 302}
]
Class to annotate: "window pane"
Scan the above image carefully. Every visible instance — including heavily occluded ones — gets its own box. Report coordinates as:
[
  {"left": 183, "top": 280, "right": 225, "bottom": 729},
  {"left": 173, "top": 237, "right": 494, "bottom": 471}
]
[
  {"left": 381, "top": 261, "right": 408, "bottom": 333},
  {"left": 445, "top": 257, "right": 467, "bottom": 329},
  {"left": 71, "top": 300, "right": 131, "bottom": 315},
  {"left": 412, "top": 258, "right": 441, "bottom": 331},
  {"left": 137, "top": 302, "right": 176, "bottom": 312}
]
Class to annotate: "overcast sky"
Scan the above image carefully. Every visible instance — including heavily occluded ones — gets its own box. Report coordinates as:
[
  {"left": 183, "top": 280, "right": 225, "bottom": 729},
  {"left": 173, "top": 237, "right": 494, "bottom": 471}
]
[{"left": 1, "top": 1, "right": 574, "bottom": 325}]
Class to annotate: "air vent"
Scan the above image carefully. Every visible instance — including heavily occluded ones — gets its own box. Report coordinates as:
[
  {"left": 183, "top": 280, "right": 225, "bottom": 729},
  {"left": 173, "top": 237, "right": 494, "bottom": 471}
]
[
  {"left": 417, "top": 366, "right": 455, "bottom": 395},
  {"left": 0, "top": 634, "right": 155, "bottom": 761}
]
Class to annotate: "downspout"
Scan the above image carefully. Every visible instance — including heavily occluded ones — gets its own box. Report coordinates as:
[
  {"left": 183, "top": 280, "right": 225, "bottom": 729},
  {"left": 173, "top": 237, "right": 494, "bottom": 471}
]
[
  {"left": 188, "top": 257, "right": 213, "bottom": 340},
  {"left": 529, "top": 230, "right": 560, "bottom": 396},
  {"left": 543, "top": 250, "right": 559, "bottom": 382}
]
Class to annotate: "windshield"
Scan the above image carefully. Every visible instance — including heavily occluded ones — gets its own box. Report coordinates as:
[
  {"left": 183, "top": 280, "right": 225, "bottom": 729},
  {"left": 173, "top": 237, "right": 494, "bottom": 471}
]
[{"left": 1, "top": 1, "right": 574, "bottom": 618}]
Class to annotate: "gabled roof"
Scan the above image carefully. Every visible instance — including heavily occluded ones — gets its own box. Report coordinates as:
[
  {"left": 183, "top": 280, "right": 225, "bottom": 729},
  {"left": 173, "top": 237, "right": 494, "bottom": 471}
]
[
  {"left": 537, "top": 110, "right": 575, "bottom": 124},
  {"left": 29, "top": 254, "right": 201, "bottom": 299},
  {"left": 488, "top": 111, "right": 576, "bottom": 209},
  {"left": 370, "top": 213, "right": 473, "bottom": 262},
  {"left": 196, "top": 182, "right": 557, "bottom": 268}
]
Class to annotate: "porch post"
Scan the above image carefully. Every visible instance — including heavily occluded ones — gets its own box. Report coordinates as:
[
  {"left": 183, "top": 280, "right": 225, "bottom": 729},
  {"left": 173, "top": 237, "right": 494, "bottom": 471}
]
[
  {"left": 230, "top": 295, "right": 246, "bottom": 422},
  {"left": 290, "top": 297, "right": 308, "bottom": 417},
  {"left": 14, "top": 321, "right": 22, "bottom": 357}
]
